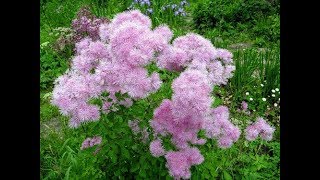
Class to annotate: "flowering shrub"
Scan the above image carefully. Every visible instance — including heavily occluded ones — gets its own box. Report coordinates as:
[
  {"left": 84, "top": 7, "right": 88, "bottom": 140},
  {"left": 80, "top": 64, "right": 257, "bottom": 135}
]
[
  {"left": 53, "top": 6, "right": 110, "bottom": 52},
  {"left": 51, "top": 9, "right": 275, "bottom": 179},
  {"left": 52, "top": 10, "right": 166, "bottom": 128}
]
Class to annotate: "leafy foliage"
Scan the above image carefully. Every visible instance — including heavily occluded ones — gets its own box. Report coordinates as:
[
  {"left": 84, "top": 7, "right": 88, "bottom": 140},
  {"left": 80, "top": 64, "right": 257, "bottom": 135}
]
[{"left": 192, "top": 0, "right": 280, "bottom": 46}]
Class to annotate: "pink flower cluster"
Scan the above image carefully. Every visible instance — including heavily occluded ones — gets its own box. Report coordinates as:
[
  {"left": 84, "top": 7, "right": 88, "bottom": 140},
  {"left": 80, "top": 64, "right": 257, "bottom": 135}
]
[
  {"left": 149, "top": 68, "right": 240, "bottom": 178},
  {"left": 72, "top": 7, "right": 110, "bottom": 42},
  {"left": 128, "top": 119, "right": 150, "bottom": 143},
  {"left": 165, "top": 148, "right": 204, "bottom": 179},
  {"left": 128, "top": 119, "right": 141, "bottom": 135},
  {"left": 149, "top": 139, "right": 165, "bottom": 157},
  {"left": 241, "top": 101, "right": 248, "bottom": 111},
  {"left": 204, "top": 106, "right": 241, "bottom": 148},
  {"left": 81, "top": 136, "right": 102, "bottom": 150},
  {"left": 52, "top": 10, "right": 170, "bottom": 128},
  {"left": 156, "top": 33, "right": 235, "bottom": 85},
  {"left": 245, "top": 118, "right": 275, "bottom": 141}
]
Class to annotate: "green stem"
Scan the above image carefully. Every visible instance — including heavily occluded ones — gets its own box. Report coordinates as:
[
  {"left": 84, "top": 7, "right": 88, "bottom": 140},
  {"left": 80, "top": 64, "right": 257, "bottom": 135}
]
[{"left": 255, "top": 141, "right": 263, "bottom": 155}]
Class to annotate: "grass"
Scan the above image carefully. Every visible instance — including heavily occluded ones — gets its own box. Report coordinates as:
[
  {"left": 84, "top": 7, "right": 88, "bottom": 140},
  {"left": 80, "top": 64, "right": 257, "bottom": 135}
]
[
  {"left": 40, "top": 0, "right": 280, "bottom": 179},
  {"left": 228, "top": 48, "right": 280, "bottom": 104}
]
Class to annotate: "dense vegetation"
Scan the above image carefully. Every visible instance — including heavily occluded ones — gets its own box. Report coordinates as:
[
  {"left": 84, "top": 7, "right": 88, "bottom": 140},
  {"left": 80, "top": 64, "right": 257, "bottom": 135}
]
[{"left": 40, "top": 0, "right": 280, "bottom": 179}]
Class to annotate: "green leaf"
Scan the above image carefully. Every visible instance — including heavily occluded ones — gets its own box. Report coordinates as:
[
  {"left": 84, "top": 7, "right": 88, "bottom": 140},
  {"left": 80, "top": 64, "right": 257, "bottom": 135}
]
[
  {"left": 223, "top": 171, "right": 233, "bottom": 180},
  {"left": 64, "top": 166, "right": 72, "bottom": 180},
  {"left": 131, "top": 163, "right": 140, "bottom": 172},
  {"left": 122, "top": 148, "right": 130, "bottom": 159},
  {"left": 107, "top": 151, "right": 117, "bottom": 164},
  {"left": 139, "top": 169, "right": 147, "bottom": 178}
]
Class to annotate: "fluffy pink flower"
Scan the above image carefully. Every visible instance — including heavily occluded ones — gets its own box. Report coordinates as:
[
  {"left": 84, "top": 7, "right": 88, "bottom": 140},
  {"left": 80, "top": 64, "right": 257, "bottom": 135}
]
[
  {"left": 108, "top": 10, "right": 151, "bottom": 34},
  {"left": 81, "top": 136, "right": 102, "bottom": 150},
  {"left": 153, "top": 24, "right": 173, "bottom": 42},
  {"left": 118, "top": 98, "right": 133, "bottom": 108},
  {"left": 203, "top": 106, "right": 240, "bottom": 148},
  {"left": 150, "top": 72, "right": 162, "bottom": 91},
  {"left": 128, "top": 119, "right": 140, "bottom": 135},
  {"left": 157, "top": 46, "right": 188, "bottom": 71},
  {"left": 216, "top": 48, "right": 233, "bottom": 64},
  {"left": 99, "top": 23, "right": 110, "bottom": 42},
  {"left": 165, "top": 147, "right": 204, "bottom": 179},
  {"left": 173, "top": 33, "right": 217, "bottom": 63},
  {"left": 218, "top": 136, "right": 233, "bottom": 148},
  {"left": 241, "top": 101, "right": 248, "bottom": 111},
  {"left": 150, "top": 139, "right": 165, "bottom": 157},
  {"left": 245, "top": 125, "right": 260, "bottom": 141},
  {"left": 245, "top": 117, "right": 275, "bottom": 141}
]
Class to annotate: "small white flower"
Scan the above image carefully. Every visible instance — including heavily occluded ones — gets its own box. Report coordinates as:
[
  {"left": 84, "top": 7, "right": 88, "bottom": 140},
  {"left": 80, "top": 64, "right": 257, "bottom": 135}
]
[
  {"left": 274, "top": 103, "right": 278, "bottom": 107},
  {"left": 253, "top": 109, "right": 256, "bottom": 112},
  {"left": 275, "top": 88, "right": 279, "bottom": 91},
  {"left": 246, "top": 92, "right": 249, "bottom": 95},
  {"left": 264, "top": 80, "right": 267, "bottom": 83},
  {"left": 278, "top": 98, "right": 280, "bottom": 101},
  {"left": 272, "top": 94, "right": 275, "bottom": 97},
  {"left": 262, "top": 98, "right": 266, "bottom": 101},
  {"left": 249, "top": 98, "right": 253, "bottom": 101},
  {"left": 271, "top": 89, "right": 275, "bottom": 93},
  {"left": 261, "top": 84, "right": 264, "bottom": 87}
]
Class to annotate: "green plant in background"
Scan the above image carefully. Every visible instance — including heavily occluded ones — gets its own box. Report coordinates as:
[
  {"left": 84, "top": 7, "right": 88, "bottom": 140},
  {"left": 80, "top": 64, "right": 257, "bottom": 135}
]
[
  {"left": 192, "top": 0, "right": 280, "bottom": 47},
  {"left": 40, "top": 47, "right": 69, "bottom": 90},
  {"left": 227, "top": 48, "right": 280, "bottom": 103}
]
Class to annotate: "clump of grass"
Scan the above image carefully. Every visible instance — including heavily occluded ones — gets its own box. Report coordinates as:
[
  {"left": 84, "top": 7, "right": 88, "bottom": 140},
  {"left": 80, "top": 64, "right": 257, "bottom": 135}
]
[{"left": 228, "top": 47, "right": 280, "bottom": 104}]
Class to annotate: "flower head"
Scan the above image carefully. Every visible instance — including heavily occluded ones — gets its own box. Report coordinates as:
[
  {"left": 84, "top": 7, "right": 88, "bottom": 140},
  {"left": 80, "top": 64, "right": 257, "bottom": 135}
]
[
  {"left": 150, "top": 139, "right": 165, "bottom": 157},
  {"left": 245, "top": 118, "right": 275, "bottom": 141},
  {"left": 80, "top": 136, "right": 102, "bottom": 150},
  {"left": 241, "top": 101, "right": 248, "bottom": 111}
]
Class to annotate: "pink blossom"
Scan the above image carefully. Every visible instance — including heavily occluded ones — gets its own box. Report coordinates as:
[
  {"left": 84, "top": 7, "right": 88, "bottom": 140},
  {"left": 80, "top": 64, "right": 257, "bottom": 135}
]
[
  {"left": 128, "top": 119, "right": 140, "bottom": 135},
  {"left": 81, "top": 136, "right": 102, "bottom": 150},
  {"left": 150, "top": 139, "right": 165, "bottom": 157},
  {"left": 245, "top": 117, "right": 275, "bottom": 141},
  {"left": 241, "top": 101, "right": 248, "bottom": 111}
]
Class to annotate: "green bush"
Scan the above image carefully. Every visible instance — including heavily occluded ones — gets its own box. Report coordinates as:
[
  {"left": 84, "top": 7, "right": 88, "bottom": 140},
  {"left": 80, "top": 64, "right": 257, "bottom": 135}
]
[
  {"left": 252, "top": 14, "right": 280, "bottom": 45},
  {"left": 40, "top": 47, "right": 69, "bottom": 90},
  {"left": 192, "top": 0, "right": 279, "bottom": 34}
]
